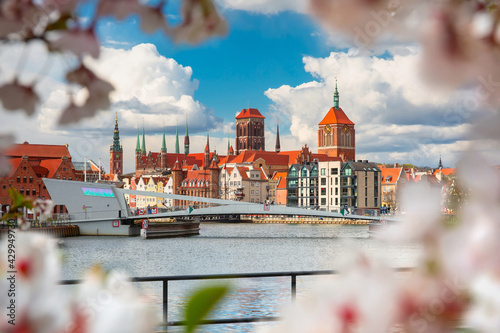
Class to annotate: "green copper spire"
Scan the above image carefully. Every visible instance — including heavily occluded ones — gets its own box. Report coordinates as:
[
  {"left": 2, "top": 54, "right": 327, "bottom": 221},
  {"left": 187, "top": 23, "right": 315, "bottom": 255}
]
[
  {"left": 333, "top": 78, "right": 339, "bottom": 110},
  {"left": 175, "top": 122, "right": 180, "bottom": 154},
  {"left": 111, "top": 113, "right": 122, "bottom": 152},
  {"left": 227, "top": 135, "right": 230, "bottom": 155},
  {"left": 141, "top": 121, "right": 146, "bottom": 154},
  {"left": 184, "top": 115, "right": 190, "bottom": 155},
  {"left": 161, "top": 125, "right": 167, "bottom": 153},
  {"left": 135, "top": 126, "right": 141, "bottom": 153}
]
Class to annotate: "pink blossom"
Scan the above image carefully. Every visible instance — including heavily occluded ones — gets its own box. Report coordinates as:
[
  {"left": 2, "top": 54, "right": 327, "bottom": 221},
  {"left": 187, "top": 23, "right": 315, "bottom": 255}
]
[
  {"left": 139, "top": 5, "right": 168, "bottom": 34},
  {"left": 51, "top": 28, "right": 100, "bottom": 58},
  {"left": 97, "top": 0, "right": 142, "bottom": 20},
  {"left": 0, "top": 80, "right": 40, "bottom": 116},
  {"left": 172, "top": 0, "right": 228, "bottom": 44},
  {"left": 33, "top": 198, "right": 55, "bottom": 222}
]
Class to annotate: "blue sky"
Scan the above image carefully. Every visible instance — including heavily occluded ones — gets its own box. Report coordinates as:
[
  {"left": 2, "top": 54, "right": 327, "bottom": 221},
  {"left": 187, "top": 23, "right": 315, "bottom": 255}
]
[{"left": 0, "top": 0, "right": 493, "bottom": 173}]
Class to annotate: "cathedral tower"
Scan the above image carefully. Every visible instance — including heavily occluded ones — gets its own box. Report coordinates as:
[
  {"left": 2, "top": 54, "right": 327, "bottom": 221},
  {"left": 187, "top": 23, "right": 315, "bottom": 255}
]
[
  {"left": 235, "top": 108, "right": 265, "bottom": 154},
  {"left": 317, "top": 80, "right": 355, "bottom": 162}
]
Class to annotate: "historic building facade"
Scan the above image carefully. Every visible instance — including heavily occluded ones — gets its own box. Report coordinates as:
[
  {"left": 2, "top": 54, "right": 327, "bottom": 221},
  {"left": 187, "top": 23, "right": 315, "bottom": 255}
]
[
  {"left": 235, "top": 108, "right": 265, "bottom": 154},
  {"left": 318, "top": 82, "right": 355, "bottom": 162}
]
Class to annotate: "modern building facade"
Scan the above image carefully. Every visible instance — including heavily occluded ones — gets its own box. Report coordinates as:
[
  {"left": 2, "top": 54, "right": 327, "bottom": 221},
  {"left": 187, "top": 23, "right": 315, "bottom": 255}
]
[
  {"left": 318, "top": 160, "right": 342, "bottom": 212},
  {"left": 340, "top": 160, "right": 381, "bottom": 215},
  {"left": 287, "top": 162, "right": 319, "bottom": 208}
]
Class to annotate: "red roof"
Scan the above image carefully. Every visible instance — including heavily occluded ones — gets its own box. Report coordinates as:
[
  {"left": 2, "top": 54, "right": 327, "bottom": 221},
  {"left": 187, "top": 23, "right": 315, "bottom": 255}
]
[
  {"left": 235, "top": 108, "right": 265, "bottom": 119},
  {"left": 40, "top": 159, "right": 63, "bottom": 178},
  {"left": 318, "top": 107, "right": 354, "bottom": 125},
  {"left": 381, "top": 167, "right": 403, "bottom": 185},
  {"left": 272, "top": 171, "right": 287, "bottom": 181},
  {"left": 236, "top": 166, "right": 250, "bottom": 180},
  {"left": 6, "top": 143, "right": 72, "bottom": 159},
  {"left": 433, "top": 168, "right": 455, "bottom": 176},
  {"left": 277, "top": 177, "right": 287, "bottom": 189}
]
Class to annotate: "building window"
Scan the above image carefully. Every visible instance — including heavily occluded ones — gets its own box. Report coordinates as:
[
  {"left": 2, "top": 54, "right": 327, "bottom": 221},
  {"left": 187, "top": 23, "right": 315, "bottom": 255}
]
[
  {"left": 29, "top": 177, "right": 33, "bottom": 183},
  {"left": 321, "top": 188, "right": 326, "bottom": 195},
  {"left": 256, "top": 190, "right": 259, "bottom": 195},
  {"left": 331, "top": 168, "right": 338, "bottom": 175},
  {"left": 26, "top": 189, "right": 30, "bottom": 196},
  {"left": 251, "top": 190, "right": 254, "bottom": 195},
  {"left": 375, "top": 198, "right": 378, "bottom": 206},
  {"left": 321, "top": 178, "right": 326, "bottom": 185},
  {"left": 17, "top": 177, "right": 20, "bottom": 183},
  {"left": 321, "top": 198, "right": 326, "bottom": 205},
  {"left": 335, "top": 198, "right": 338, "bottom": 205},
  {"left": 335, "top": 188, "right": 338, "bottom": 195},
  {"left": 335, "top": 178, "right": 338, "bottom": 185},
  {"left": 365, "top": 198, "right": 368, "bottom": 206},
  {"left": 301, "top": 168, "right": 308, "bottom": 177},
  {"left": 321, "top": 168, "right": 326, "bottom": 175},
  {"left": 23, "top": 177, "right": 27, "bottom": 183}
]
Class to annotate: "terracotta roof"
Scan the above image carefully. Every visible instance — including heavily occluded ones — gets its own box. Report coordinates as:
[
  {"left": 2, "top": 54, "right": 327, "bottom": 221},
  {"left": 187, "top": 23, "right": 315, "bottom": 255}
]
[
  {"left": 7, "top": 158, "right": 23, "bottom": 177},
  {"left": 180, "top": 170, "right": 211, "bottom": 188},
  {"left": 381, "top": 167, "right": 403, "bottom": 185},
  {"left": 40, "top": 159, "right": 63, "bottom": 178},
  {"left": 433, "top": 168, "right": 455, "bottom": 176},
  {"left": 277, "top": 177, "right": 287, "bottom": 189},
  {"left": 259, "top": 168, "right": 267, "bottom": 180},
  {"left": 235, "top": 108, "right": 265, "bottom": 119},
  {"left": 318, "top": 107, "right": 354, "bottom": 125},
  {"left": 6, "top": 143, "right": 72, "bottom": 159},
  {"left": 236, "top": 166, "right": 249, "bottom": 180},
  {"left": 272, "top": 171, "right": 287, "bottom": 181},
  {"left": 32, "top": 165, "right": 49, "bottom": 178}
]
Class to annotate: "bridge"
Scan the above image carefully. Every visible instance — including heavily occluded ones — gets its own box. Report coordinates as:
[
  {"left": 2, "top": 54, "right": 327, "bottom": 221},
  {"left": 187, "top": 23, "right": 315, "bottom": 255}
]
[{"left": 44, "top": 179, "right": 392, "bottom": 236}]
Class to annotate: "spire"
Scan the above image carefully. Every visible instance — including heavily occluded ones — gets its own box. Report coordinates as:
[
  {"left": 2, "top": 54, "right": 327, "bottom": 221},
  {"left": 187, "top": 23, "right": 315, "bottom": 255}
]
[
  {"left": 205, "top": 130, "right": 210, "bottom": 152},
  {"left": 227, "top": 136, "right": 230, "bottom": 155},
  {"left": 438, "top": 154, "right": 443, "bottom": 169},
  {"left": 111, "top": 112, "right": 121, "bottom": 152},
  {"left": 141, "top": 120, "right": 146, "bottom": 154},
  {"left": 184, "top": 115, "right": 190, "bottom": 155},
  {"left": 135, "top": 126, "right": 141, "bottom": 153},
  {"left": 161, "top": 123, "right": 167, "bottom": 153},
  {"left": 175, "top": 121, "right": 179, "bottom": 154},
  {"left": 333, "top": 78, "right": 339, "bottom": 110},
  {"left": 275, "top": 122, "right": 281, "bottom": 153}
]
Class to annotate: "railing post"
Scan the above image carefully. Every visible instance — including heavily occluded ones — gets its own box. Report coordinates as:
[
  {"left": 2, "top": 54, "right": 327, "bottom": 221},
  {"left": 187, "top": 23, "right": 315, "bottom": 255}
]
[
  {"left": 291, "top": 274, "right": 296, "bottom": 300},
  {"left": 163, "top": 280, "right": 169, "bottom": 330}
]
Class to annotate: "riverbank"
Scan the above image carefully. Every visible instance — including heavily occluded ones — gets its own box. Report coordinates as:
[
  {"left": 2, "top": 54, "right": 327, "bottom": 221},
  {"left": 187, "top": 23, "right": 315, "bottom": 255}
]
[
  {"left": 0, "top": 225, "right": 80, "bottom": 238},
  {"left": 244, "top": 216, "right": 369, "bottom": 225}
]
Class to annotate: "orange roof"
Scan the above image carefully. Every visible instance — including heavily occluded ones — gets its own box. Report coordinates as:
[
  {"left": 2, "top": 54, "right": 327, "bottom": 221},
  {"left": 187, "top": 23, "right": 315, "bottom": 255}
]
[
  {"left": 277, "top": 177, "right": 287, "bottom": 189},
  {"left": 6, "top": 143, "right": 72, "bottom": 159},
  {"left": 259, "top": 168, "right": 267, "bottom": 180},
  {"left": 272, "top": 171, "right": 287, "bottom": 181},
  {"left": 235, "top": 108, "right": 265, "bottom": 119},
  {"left": 7, "top": 158, "right": 23, "bottom": 177},
  {"left": 433, "top": 168, "right": 454, "bottom": 176},
  {"left": 318, "top": 107, "right": 354, "bottom": 125},
  {"left": 236, "top": 166, "right": 250, "bottom": 179},
  {"left": 381, "top": 167, "right": 402, "bottom": 185},
  {"left": 40, "top": 159, "right": 63, "bottom": 178}
]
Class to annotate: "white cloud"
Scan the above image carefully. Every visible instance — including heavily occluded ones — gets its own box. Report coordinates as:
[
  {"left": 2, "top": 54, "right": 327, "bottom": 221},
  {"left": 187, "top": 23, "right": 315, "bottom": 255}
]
[
  {"left": 264, "top": 47, "right": 488, "bottom": 167},
  {"left": 0, "top": 43, "right": 224, "bottom": 173},
  {"left": 216, "top": 0, "right": 307, "bottom": 14}
]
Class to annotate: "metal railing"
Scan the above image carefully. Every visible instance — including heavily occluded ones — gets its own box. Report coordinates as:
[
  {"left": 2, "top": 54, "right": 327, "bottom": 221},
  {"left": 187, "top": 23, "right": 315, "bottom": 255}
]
[{"left": 60, "top": 268, "right": 411, "bottom": 330}]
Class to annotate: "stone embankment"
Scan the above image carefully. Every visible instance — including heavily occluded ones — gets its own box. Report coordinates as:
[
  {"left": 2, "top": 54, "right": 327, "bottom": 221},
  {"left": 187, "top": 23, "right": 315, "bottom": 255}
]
[
  {"left": 0, "top": 225, "right": 80, "bottom": 238},
  {"left": 245, "top": 216, "right": 369, "bottom": 225}
]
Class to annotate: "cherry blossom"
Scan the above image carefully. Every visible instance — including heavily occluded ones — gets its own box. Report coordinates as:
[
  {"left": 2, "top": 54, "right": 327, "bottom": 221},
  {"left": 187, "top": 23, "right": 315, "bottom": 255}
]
[
  {"left": 172, "top": 0, "right": 228, "bottom": 44},
  {"left": 33, "top": 198, "right": 55, "bottom": 222},
  {"left": 0, "top": 80, "right": 40, "bottom": 116},
  {"left": 50, "top": 28, "right": 100, "bottom": 59},
  {"left": 96, "top": 0, "right": 142, "bottom": 20}
]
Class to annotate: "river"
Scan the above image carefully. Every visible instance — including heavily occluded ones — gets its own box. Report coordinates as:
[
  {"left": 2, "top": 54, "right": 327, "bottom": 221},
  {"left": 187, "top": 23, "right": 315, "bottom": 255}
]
[{"left": 60, "top": 222, "right": 422, "bottom": 332}]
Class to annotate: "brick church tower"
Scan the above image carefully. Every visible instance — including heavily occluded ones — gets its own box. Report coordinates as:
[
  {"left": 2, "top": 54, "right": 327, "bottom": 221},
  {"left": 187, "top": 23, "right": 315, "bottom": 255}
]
[
  {"left": 109, "top": 113, "right": 123, "bottom": 175},
  {"left": 318, "top": 81, "right": 355, "bottom": 162},
  {"left": 235, "top": 108, "right": 265, "bottom": 154}
]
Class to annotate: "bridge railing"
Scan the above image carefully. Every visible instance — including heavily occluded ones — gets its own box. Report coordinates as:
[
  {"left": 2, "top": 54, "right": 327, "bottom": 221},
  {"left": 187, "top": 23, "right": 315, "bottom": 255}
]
[{"left": 60, "top": 268, "right": 411, "bottom": 331}]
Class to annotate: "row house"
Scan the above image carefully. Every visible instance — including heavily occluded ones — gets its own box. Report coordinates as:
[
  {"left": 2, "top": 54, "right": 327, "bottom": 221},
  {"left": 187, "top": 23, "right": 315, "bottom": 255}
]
[
  {"left": 380, "top": 167, "right": 409, "bottom": 211},
  {"left": 219, "top": 165, "right": 268, "bottom": 203}
]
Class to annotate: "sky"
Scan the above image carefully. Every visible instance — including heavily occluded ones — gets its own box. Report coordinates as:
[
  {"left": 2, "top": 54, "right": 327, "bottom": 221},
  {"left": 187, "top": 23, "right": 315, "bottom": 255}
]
[{"left": 1, "top": 0, "right": 497, "bottom": 173}]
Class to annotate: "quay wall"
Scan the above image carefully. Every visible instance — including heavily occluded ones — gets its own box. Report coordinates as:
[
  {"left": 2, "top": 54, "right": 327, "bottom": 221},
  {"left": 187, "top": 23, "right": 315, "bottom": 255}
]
[
  {"left": 246, "top": 217, "right": 368, "bottom": 225},
  {"left": 0, "top": 225, "right": 80, "bottom": 238}
]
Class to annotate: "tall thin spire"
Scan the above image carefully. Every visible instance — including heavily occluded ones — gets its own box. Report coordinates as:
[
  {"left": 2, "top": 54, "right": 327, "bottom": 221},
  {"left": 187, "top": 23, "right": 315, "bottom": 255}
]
[
  {"left": 333, "top": 77, "right": 339, "bottom": 110},
  {"left": 141, "top": 119, "right": 146, "bottom": 154},
  {"left": 161, "top": 122, "right": 167, "bottom": 153},
  {"left": 135, "top": 125, "right": 141, "bottom": 153},
  {"left": 275, "top": 122, "right": 281, "bottom": 153},
  {"left": 227, "top": 135, "right": 230, "bottom": 155},
  {"left": 205, "top": 130, "right": 210, "bottom": 152},
  {"left": 175, "top": 121, "right": 179, "bottom": 154},
  {"left": 184, "top": 115, "right": 190, "bottom": 156},
  {"left": 438, "top": 154, "right": 443, "bottom": 169}
]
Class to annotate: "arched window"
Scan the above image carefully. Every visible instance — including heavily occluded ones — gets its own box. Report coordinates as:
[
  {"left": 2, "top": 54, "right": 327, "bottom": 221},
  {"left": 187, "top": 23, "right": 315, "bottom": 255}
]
[{"left": 301, "top": 168, "right": 308, "bottom": 177}]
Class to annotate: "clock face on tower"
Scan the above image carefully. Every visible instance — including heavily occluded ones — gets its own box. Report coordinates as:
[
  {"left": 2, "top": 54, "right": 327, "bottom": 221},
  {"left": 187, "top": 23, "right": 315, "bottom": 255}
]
[
  {"left": 115, "top": 154, "right": 120, "bottom": 159},
  {"left": 325, "top": 124, "right": 331, "bottom": 133},
  {"left": 343, "top": 125, "right": 349, "bottom": 133}
]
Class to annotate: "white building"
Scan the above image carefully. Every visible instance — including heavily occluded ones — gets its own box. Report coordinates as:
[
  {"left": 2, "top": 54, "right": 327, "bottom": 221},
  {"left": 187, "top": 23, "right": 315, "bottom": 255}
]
[{"left": 318, "top": 160, "right": 342, "bottom": 212}]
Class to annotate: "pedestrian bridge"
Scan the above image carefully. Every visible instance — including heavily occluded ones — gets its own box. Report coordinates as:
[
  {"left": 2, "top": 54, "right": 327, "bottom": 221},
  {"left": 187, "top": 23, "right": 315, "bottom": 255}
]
[{"left": 119, "top": 189, "right": 384, "bottom": 221}]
